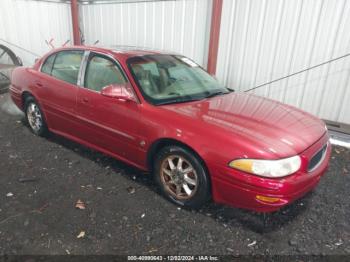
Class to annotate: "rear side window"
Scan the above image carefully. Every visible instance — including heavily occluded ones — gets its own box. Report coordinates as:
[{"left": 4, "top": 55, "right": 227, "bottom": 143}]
[
  {"left": 41, "top": 54, "right": 56, "bottom": 75},
  {"left": 84, "top": 54, "right": 126, "bottom": 92},
  {"left": 51, "top": 51, "right": 83, "bottom": 85}
]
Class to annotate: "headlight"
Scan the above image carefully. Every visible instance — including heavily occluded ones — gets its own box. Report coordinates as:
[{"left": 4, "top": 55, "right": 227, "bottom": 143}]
[{"left": 229, "top": 155, "right": 301, "bottom": 178}]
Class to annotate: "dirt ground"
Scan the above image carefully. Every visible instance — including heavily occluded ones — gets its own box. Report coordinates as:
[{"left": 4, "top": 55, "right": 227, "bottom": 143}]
[{"left": 0, "top": 92, "right": 349, "bottom": 256}]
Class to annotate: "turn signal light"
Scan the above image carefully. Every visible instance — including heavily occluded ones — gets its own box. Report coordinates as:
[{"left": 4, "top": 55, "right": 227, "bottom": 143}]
[{"left": 255, "top": 195, "right": 280, "bottom": 203}]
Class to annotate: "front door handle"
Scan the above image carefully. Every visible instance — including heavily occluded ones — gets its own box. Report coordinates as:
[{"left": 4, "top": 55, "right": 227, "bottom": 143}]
[
  {"left": 82, "top": 97, "right": 89, "bottom": 103},
  {"left": 35, "top": 81, "right": 43, "bottom": 87}
]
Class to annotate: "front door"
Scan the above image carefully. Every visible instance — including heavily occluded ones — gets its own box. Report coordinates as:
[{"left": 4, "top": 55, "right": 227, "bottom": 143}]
[{"left": 76, "top": 52, "right": 142, "bottom": 164}]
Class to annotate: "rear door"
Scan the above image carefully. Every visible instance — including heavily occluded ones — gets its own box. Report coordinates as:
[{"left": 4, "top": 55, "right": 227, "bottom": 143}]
[
  {"left": 76, "top": 52, "right": 142, "bottom": 163},
  {"left": 38, "top": 50, "right": 84, "bottom": 135}
]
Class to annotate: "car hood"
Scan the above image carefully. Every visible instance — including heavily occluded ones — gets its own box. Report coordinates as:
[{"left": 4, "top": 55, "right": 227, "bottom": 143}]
[{"left": 161, "top": 92, "right": 326, "bottom": 158}]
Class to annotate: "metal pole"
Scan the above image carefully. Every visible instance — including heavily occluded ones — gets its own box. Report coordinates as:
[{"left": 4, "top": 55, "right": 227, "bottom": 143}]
[
  {"left": 71, "top": 0, "right": 81, "bottom": 45},
  {"left": 207, "top": 0, "right": 223, "bottom": 75}
]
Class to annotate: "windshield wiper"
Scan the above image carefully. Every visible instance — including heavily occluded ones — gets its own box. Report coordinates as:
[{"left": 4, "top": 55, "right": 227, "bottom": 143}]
[
  {"left": 156, "top": 88, "right": 234, "bottom": 105},
  {"left": 204, "top": 89, "right": 232, "bottom": 99},
  {"left": 156, "top": 97, "right": 204, "bottom": 106}
]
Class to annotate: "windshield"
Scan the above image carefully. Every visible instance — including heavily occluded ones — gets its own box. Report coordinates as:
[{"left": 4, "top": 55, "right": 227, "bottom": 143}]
[{"left": 127, "top": 55, "right": 231, "bottom": 105}]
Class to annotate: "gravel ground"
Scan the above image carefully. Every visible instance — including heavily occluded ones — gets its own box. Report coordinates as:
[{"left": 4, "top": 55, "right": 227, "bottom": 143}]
[{"left": 0, "top": 92, "right": 349, "bottom": 256}]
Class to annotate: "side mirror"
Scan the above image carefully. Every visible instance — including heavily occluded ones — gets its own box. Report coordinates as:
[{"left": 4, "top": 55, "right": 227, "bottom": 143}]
[{"left": 101, "top": 83, "right": 137, "bottom": 102}]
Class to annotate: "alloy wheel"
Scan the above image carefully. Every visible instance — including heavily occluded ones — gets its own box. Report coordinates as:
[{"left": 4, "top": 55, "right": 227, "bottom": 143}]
[
  {"left": 26, "top": 103, "right": 43, "bottom": 133},
  {"left": 160, "top": 155, "right": 198, "bottom": 200}
]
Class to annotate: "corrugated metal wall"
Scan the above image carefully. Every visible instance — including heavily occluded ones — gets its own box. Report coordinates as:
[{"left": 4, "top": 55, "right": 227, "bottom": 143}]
[
  {"left": 1, "top": 0, "right": 349, "bottom": 125},
  {"left": 0, "top": 0, "right": 73, "bottom": 66},
  {"left": 80, "top": 0, "right": 212, "bottom": 67},
  {"left": 216, "top": 0, "right": 350, "bottom": 125}
]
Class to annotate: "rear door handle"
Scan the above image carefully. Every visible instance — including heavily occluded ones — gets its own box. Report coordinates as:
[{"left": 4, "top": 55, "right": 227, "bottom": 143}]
[{"left": 82, "top": 97, "right": 89, "bottom": 103}]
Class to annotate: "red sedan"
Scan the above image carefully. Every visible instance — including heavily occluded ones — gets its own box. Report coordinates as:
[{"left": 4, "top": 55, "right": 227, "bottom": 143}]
[{"left": 10, "top": 46, "right": 331, "bottom": 212}]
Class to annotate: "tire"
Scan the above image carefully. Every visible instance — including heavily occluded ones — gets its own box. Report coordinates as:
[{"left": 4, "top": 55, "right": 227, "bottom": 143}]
[
  {"left": 24, "top": 96, "right": 48, "bottom": 136},
  {"left": 154, "top": 145, "right": 211, "bottom": 209}
]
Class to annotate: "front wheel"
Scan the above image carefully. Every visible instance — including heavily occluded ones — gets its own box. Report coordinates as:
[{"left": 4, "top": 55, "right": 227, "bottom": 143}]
[
  {"left": 24, "top": 97, "right": 48, "bottom": 136},
  {"left": 154, "top": 146, "right": 211, "bottom": 209}
]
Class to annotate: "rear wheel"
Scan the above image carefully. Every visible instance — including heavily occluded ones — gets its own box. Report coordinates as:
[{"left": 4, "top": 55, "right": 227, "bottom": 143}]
[
  {"left": 24, "top": 97, "right": 48, "bottom": 136},
  {"left": 154, "top": 145, "right": 211, "bottom": 208}
]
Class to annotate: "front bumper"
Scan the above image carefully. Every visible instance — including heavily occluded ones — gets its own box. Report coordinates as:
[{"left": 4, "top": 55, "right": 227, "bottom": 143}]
[{"left": 210, "top": 133, "right": 331, "bottom": 212}]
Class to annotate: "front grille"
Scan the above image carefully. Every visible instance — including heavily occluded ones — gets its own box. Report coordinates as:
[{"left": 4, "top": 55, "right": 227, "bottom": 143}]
[{"left": 307, "top": 143, "right": 328, "bottom": 172}]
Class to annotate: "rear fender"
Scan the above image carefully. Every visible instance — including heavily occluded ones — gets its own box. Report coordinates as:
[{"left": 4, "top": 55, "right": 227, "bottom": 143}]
[{"left": 10, "top": 67, "right": 49, "bottom": 125}]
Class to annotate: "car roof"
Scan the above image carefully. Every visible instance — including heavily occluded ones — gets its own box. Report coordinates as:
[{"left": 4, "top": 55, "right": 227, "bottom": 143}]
[{"left": 51, "top": 45, "right": 178, "bottom": 59}]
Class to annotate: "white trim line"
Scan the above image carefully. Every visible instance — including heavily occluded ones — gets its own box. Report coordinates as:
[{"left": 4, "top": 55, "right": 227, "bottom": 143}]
[{"left": 330, "top": 138, "right": 350, "bottom": 149}]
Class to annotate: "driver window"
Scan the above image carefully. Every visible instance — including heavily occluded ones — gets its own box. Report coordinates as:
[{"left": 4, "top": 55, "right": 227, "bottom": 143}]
[{"left": 84, "top": 55, "right": 126, "bottom": 92}]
